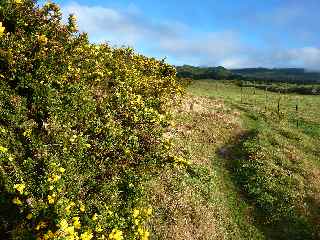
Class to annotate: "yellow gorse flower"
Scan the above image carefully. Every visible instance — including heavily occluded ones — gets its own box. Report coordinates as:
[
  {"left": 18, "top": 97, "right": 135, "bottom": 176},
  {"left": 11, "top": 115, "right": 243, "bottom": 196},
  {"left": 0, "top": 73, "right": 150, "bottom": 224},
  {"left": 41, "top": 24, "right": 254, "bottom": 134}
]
[
  {"left": 12, "top": 197, "right": 22, "bottom": 205},
  {"left": 98, "top": 234, "right": 106, "bottom": 240},
  {"left": 66, "top": 226, "right": 75, "bottom": 236},
  {"left": 48, "top": 174, "right": 61, "bottom": 182},
  {"left": 70, "top": 15, "right": 77, "bottom": 21},
  {"left": 0, "top": 22, "right": 5, "bottom": 36},
  {"left": 72, "top": 216, "right": 81, "bottom": 229},
  {"left": 14, "top": 0, "right": 23, "bottom": 4},
  {"left": 134, "top": 218, "right": 139, "bottom": 225},
  {"left": 144, "top": 207, "right": 152, "bottom": 216},
  {"left": 92, "top": 213, "right": 98, "bottom": 221},
  {"left": 80, "top": 231, "right": 93, "bottom": 240},
  {"left": 14, "top": 183, "right": 26, "bottom": 194},
  {"left": 43, "top": 230, "right": 55, "bottom": 240},
  {"left": 133, "top": 208, "right": 140, "bottom": 218},
  {"left": 96, "top": 225, "right": 103, "bottom": 233},
  {"left": 35, "top": 221, "right": 47, "bottom": 231},
  {"left": 0, "top": 145, "right": 8, "bottom": 152},
  {"left": 141, "top": 230, "right": 150, "bottom": 240},
  {"left": 108, "top": 229, "right": 123, "bottom": 240},
  {"left": 47, "top": 193, "right": 55, "bottom": 204},
  {"left": 79, "top": 202, "right": 85, "bottom": 212},
  {"left": 137, "top": 227, "right": 149, "bottom": 240},
  {"left": 59, "top": 219, "right": 69, "bottom": 231},
  {"left": 37, "top": 34, "right": 48, "bottom": 45},
  {"left": 65, "top": 201, "right": 76, "bottom": 214}
]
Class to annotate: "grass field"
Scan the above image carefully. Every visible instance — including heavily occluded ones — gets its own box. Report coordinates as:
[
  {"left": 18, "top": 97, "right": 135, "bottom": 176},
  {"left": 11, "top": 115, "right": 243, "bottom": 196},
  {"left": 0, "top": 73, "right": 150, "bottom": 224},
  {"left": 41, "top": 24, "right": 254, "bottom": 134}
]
[{"left": 147, "top": 80, "right": 320, "bottom": 239}]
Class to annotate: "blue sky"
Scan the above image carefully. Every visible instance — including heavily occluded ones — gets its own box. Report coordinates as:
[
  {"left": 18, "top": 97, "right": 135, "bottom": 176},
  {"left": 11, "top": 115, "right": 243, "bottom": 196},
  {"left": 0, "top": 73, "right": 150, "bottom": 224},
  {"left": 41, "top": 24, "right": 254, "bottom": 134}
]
[{"left": 45, "top": 0, "right": 320, "bottom": 69}]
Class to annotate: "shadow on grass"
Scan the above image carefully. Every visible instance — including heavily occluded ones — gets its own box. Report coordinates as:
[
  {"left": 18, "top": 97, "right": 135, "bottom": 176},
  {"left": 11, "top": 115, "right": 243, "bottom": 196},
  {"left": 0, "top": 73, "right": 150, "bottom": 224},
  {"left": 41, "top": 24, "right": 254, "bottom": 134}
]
[{"left": 218, "top": 129, "right": 320, "bottom": 240}]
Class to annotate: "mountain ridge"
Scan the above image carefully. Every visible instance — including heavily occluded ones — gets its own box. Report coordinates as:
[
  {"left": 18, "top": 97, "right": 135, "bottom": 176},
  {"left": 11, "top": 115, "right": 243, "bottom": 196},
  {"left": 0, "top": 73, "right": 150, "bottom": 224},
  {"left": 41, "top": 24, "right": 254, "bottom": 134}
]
[{"left": 176, "top": 65, "right": 320, "bottom": 83}]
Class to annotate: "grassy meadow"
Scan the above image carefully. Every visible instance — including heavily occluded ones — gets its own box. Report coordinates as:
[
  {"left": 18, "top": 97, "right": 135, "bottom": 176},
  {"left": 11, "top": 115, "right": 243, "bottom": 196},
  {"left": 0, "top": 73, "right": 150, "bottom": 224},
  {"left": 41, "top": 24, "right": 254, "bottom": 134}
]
[{"left": 146, "top": 80, "right": 320, "bottom": 239}]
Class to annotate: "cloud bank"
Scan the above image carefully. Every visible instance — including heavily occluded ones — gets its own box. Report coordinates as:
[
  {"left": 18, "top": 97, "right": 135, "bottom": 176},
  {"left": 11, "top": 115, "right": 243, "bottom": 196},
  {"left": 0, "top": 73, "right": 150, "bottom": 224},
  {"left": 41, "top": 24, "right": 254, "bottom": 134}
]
[{"left": 62, "top": 1, "right": 320, "bottom": 70}]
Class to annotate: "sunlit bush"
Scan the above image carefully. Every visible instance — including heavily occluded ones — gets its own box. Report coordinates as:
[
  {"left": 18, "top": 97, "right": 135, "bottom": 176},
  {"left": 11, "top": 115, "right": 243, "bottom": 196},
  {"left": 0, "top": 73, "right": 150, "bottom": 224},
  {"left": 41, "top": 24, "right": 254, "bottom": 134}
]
[{"left": 0, "top": 0, "right": 183, "bottom": 239}]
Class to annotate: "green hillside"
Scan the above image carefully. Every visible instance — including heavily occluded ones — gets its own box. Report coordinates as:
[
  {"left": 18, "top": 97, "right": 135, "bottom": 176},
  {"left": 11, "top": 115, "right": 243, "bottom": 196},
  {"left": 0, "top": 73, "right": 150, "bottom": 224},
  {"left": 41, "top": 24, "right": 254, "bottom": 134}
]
[
  {"left": 232, "top": 68, "right": 320, "bottom": 83},
  {"left": 176, "top": 65, "right": 320, "bottom": 83}
]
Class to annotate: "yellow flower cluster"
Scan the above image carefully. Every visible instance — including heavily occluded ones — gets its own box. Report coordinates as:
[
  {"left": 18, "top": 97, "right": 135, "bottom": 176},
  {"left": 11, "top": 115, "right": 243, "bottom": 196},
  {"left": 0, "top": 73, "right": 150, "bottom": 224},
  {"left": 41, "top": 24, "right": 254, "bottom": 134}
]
[
  {"left": 65, "top": 201, "right": 76, "bottom": 215},
  {"left": 47, "top": 193, "right": 56, "bottom": 204},
  {"left": 95, "top": 225, "right": 103, "bottom": 233},
  {"left": 23, "top": 129, "right": 32, "bottom": 138},
  {"left": 55, "top": 219, "right": 79, "bottom": 239},
  {"left": 43, "top": 230, "right": 55, "bottom": 240},
  {"left": 108, "top": 229, "right": 123, "bottom": 240},
  {"left": 13, "top": 0, "right": 23, "bottom": 4},
  {"left": 92, "top": 213, "right": 98, "bottom": 221},
  {"left": 80, "top": 231, "right": 93, "bottom": 240},
  {"left": 70, "top": 134, "right": 77, "bottom": 143},
  {"left": 79, "top": 201, "right": 85, "bottom": 212},
  {"left": 68, "top": 14, "right": 78, "bottom": 32},
  {"left": 0, "top": 22, "right": 5, "bottom": 36},
  {"left": 72, "top": 217, "right": 81, "bottom": 229},
  {"left": 137, "top": 227, "right": 150, "bottom": 240},
  {"left": 14, "top": 183, "right": 26, "bottom": 194},
  {"left": 132, "top": 207, "right": 152, "bottom": 240},
  {"left": 48, "top": 174, "right": 61, "bottom": 182},
  {"left": 37, "top": 34, "right": 48, "bottom": 45},
  {"left": 173, "top": 156, "right": 190, "bottom": 166},
  {"left": 12, "top": 197, "right": 22, "bottom": 205},
  {"left": 70, "top": 15, "right": 77, "bottom": 22},
  {"left": 0, "top": 145, "right": 8, "bottom": 153},
  {"left": 145, "top": 207, "right": 152, "bottom": 216},
  {"left": 36, "top": 221, "right": 47, "bottom": 231},
  {"left": 133, "top": 208, "right": 140, "bottom": 218}
]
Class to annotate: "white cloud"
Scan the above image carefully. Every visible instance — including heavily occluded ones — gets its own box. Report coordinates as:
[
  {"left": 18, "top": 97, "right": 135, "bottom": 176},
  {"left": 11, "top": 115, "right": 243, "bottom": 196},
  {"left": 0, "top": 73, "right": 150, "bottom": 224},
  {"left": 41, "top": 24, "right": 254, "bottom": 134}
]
[
  {"left": 61, "top": 1, "right": 320, "bottom": 70},
  {"left": 285, "top": 47, "right": 320, "bottom": 70},
  {"left": 62, "top": 2, "right": 187, "bottom": 46}
]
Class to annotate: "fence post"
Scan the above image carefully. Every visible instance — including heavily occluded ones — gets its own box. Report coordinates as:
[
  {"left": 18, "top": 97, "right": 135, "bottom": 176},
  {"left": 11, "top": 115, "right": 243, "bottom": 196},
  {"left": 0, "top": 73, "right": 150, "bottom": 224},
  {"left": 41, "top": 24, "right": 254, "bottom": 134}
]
[
  {"left": 253, "top": 81, "right": 256, "bottom": 105},
  {"left": 278, "top": 99, "right": 280, "bottom": 114},
  {"left": 265, "top": 86, "right": 268, "bottom": 111},
  {"left": 241, "top": 85, "right": 243, "bottom": 103},
  {"left": 296, "top": 98, "right": 299, "bottom": 128}
]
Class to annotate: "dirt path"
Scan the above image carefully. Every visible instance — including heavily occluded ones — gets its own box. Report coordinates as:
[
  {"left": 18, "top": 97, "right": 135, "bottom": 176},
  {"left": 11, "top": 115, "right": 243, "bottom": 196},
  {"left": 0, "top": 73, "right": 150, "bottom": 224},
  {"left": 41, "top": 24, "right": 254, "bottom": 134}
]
[{"left": 146, "top": 95, "right": 263, "bottom": 240}]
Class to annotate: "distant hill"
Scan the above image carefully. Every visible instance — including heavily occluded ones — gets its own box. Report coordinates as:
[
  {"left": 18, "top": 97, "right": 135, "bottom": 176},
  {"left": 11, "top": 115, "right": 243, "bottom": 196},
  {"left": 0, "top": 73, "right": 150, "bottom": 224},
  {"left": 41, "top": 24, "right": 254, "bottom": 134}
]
[
  {"left": 176, "top": 65, "right": 320, "bottom": 83},
  {"left": 176, "top": 65, "right": 236, "bottom": 80},
  {"left": 231, "top": 68, "right": 320, "bottom": 83}
]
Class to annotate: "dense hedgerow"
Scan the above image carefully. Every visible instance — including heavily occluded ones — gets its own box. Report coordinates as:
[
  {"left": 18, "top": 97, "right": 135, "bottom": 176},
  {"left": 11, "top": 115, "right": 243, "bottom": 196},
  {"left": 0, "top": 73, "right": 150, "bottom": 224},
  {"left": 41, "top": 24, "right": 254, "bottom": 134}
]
[{"left": 0, "top": 0, "right": 183, "bottom": 239}]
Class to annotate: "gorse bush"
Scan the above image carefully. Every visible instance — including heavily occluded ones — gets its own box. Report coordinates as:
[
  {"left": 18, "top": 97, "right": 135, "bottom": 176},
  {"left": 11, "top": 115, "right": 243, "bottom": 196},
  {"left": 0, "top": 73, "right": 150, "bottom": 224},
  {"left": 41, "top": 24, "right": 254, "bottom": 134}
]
[{"left": 0, "top": 0, "right": 183, "bottom": 239}]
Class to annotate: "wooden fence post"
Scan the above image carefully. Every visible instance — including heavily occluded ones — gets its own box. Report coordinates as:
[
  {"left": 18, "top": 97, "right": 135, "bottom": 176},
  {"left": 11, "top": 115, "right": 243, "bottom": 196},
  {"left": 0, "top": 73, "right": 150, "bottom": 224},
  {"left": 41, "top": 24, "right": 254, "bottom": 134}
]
[
  {"left": 253, "top": 81, "right": 256, "bottom": 105},
  {"left": 241, "top": 86, "right": 243, "bottom": 103},
  {"left": 296, "top": 97, "right": 299, "bottom": 128},
  {"left": 265, "top": 86, "right": 268, "bottom": 111},
  {"left": 278, "top": 99, "right": 280, "bottom": 114}
]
